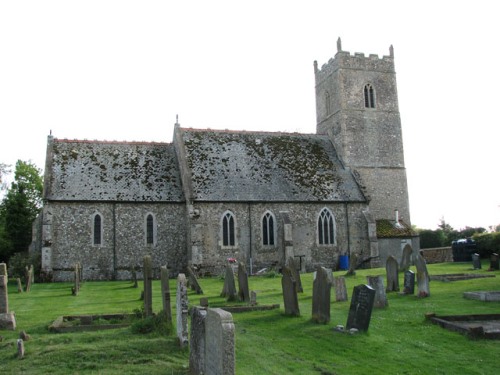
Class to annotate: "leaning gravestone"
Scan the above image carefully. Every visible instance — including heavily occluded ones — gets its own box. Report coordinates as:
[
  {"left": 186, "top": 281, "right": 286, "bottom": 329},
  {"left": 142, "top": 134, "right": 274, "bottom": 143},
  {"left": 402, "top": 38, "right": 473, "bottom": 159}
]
[
  {"left": 220, "top": 264, "right": 237, "bottom": 301},
  {"left": 281, "top": 266, "right": 300, "bottom": 316},
  {"left": 176, "top": 273, "right": 189, "bottom": 347},
  {"left": 402, "top": 270, "right": 415, "bottom": 295},
  {"left": 400, "top": 244, "right": 413, "bottom": 272},
  {"left": 334, "top": 276, "right": 348, "bottom": 302},
  {"left": 143, "top": 256, "right": 153, "bottom": 317},
  {"left": 189, "top": 306, "right": 207, "bottom": 374},
  {"left": 312, "top": 266, "right": 332, "bottom": 324},
  {"left": 0, "top": 263, "right": 16, "bottom": 330},
  {"left": 204, "top": 308, "right": 235, "bottom": 375},
  {"left": 366, "top": 275, "right": 388, "bottom": 308},
  {"left": 237, "top": 262, "right": 250, "bottom": 302},
  {"left": 415, "top": 253, "right": 430, "bottom": 297},
  {"left": 385, "top": 256, "right": 400, "bottom": 292},
  {"left": 472, "top": 253, "right": 481, "bottom": 270},
  {"left": 489, "top": 253, "right": 499, "bottom": 271},
  {"left": 286, "top": 256, "right": 303, "bottom": 293},
  {"left": 160, "top": 265, "right": 172, "bottom": 323},
  {"left": 187, "top": 266, "right": 203, "bottom": 294},
  {"left": 346, "top": 284, "right": 376, "bottom": 332}
]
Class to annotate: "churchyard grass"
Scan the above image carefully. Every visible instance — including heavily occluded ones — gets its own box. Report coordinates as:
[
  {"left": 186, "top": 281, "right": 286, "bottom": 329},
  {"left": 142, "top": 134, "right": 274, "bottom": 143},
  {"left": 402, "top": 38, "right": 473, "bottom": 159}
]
[{"left": 2, "top": 261, "right": 499, "bottom": 374}]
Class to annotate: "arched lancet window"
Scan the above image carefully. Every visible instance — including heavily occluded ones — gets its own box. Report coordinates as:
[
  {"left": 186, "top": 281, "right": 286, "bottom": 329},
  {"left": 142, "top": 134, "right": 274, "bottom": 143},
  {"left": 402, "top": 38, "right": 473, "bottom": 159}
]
[
  {"left": 146, "top": 214, "right": 154, "bottom": 244},
  {"left": 325, "top": 91, "right": 331, "bottom": 116},
  {"left": 364, "top": 84, "right": 375, "bottom": 108},
  {"left": 93, "top": 213, "right": 102, "bottom": 245},
  {"left": 262, "top": 211, "right": 275, "bottom": 246},
  {"left": 222, "top": 211, "right": 236, "bottom": 247},
  {"left": 318, "top": 208, "right": 335, "bottom": 245}
]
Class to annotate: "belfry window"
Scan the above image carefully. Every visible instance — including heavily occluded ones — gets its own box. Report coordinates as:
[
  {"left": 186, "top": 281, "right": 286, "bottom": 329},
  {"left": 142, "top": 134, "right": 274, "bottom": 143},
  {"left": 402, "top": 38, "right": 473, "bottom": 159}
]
[
  {"left": 364, "top": 84, "right": 375, "bottom": 108},
  {"left": 262, "top": 211, "right": 275, "bottom": 246},
  {"left": 93, "top": 213, "right": 102, "bottom": 245},
  {"left": 146, "top": 214, "right": 154, "bottom": 244},
  {"left": 222, "top": 211, "right": 236, "bottom": 247},
  {"left": 318, "top": 208, "right": 335, "bottom": 245}
]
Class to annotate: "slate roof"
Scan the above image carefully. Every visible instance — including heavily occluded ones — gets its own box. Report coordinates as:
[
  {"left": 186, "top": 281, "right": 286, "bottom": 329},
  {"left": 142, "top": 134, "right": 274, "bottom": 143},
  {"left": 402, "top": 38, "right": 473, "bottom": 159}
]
[
  {"left": 178, "top": 128, "right": 366, "bottom": 202},
  {"left": 44, "top": 138, "right": 184, "bottom": 202}
]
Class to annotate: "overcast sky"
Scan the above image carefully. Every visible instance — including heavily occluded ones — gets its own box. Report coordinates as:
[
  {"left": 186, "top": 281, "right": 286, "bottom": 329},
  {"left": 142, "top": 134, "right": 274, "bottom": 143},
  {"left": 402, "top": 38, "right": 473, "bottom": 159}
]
[{"left": 1, "top": 1, "right": 499, "bottom": 231}]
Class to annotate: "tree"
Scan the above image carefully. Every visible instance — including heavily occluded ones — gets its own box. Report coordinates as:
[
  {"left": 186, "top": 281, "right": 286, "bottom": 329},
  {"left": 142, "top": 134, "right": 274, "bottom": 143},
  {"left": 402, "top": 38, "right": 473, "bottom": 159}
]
[{"left": 0, "top": 160, "right": 43, "bottom": 262}]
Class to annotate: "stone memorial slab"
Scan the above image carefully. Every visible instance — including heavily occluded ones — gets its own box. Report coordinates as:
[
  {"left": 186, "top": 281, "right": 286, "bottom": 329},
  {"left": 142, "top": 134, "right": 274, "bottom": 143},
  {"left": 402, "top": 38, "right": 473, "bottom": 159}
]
[
  {"left": 385, "top": 256, "right": 399, "bottom": 292},
  {"left": 143, "top": 256, "right": 153, "bottom": 316},
  {"left": 472, "top": 253, "right": 481, "bottom": 270},
  {"left": 366, "top": 275, "right": 388, "bottom": 308},
  {"left": 160, "top": 265, "right": 172, "bottom": 323},
  {"left": 400, "top": 244, "right": 413, "bottom": 272},
  {"left": 237, "top": 262, "right": 250, "bottom": 302},
  {"left": 176, "top": 273, "right": 189, "bottom": 347},
  {"left": 415, "top": 254, "right": 430, "bottom": 297},
  {"left": 334, "top": 276, "right": 348, "bottom": 302},
  {"left": 286, "top": 256, "right": 303, "bottom": 293},
  {"left": 281, "top": 266, "right": 300, "bottom": 316},
  {"left": 489, "top": 253, "right": 499, "bottom": 271},
  {"left": 187, "top": 266, "right": 203, "bottom": 294},
  {"left": 204, "top": 308, "right": 235, "bottom": 375},
  {"left": 189, "top": 306, "right": 207, "bottom": 374},
  {"left": 346, "top": 284, "right": 376, "bottom": 332},
  {"left": 312, "top": 266, "right": 332, "bottom": 324},
  {"left": 403, "top": 270, "right": 415, "bottom": 295},
  {"left": 220, "top": 264, "right": 237, "bottom": 301}
]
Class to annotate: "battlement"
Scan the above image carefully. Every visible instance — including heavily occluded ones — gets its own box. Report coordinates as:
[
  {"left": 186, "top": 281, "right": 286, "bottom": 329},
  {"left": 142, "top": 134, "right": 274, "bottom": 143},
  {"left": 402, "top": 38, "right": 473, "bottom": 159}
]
[{"left": 314, "top": 38, "right": 395, "bottom": 84}]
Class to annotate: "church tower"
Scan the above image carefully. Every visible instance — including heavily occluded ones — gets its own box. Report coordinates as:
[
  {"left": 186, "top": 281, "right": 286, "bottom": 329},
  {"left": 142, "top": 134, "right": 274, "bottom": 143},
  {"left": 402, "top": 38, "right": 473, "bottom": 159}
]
[{"left": 314, "top": 38, "right": 411, "bottom": 224}]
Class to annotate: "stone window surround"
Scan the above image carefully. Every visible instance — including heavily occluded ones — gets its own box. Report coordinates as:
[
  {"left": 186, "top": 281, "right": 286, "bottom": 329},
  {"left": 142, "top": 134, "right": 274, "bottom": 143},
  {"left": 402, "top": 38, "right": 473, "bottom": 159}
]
[
  {"left": 261, "top": 210, "right": 277, "bottom": 247},
  {"left": 92, "top": 212, "right": 103, "bottom": 246},
  {"left": 317, "top": 207, "right": 336, "bottom": 246},
  {"left": 364, "top": 83, "right": 376, "bottom": 108},
  {"left": 145, "top": 212, "right": 157, "bottom": 246},
  {"left": 220, "top": 210, "right": 237, "bottom": 249}
]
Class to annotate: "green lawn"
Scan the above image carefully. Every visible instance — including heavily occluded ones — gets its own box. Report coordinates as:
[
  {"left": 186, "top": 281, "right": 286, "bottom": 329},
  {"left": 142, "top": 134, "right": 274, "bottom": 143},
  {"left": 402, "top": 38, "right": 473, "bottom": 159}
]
[{"left": 1, "top": 261, "right": 499, "bottom": 374}]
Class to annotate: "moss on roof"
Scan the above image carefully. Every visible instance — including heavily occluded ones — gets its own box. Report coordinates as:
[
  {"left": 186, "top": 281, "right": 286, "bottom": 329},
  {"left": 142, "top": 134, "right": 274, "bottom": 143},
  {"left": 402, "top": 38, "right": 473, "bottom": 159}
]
[{"left": 376, "top": 219, "right": 418, "bottom": 238}]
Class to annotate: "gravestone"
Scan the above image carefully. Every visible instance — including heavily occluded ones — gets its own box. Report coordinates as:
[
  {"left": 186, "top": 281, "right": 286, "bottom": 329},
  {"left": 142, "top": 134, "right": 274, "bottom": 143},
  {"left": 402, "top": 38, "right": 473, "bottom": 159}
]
[
  {"left": 200, "top": 297, "right": 209, "bottom": 307},
  {"left": 286, "top": 256, "right": 303, "bottom": 293},
  {"left": 220, "top": 265, "right": 237, "bottom": 301},
  {"left": 25, "top": 265, "right": 33, "bottom": 292},
  {"left": 131, "top": 267, "right": 138, "bottom": 288},
  {"left": 0, "top": 263, "right": 16, "bottom": 330},
  {"left": 312, "top": 266, "right": 332, "bottom": 324},
  {"left": 17, "top": 278, "right": 23, "bottom": 293},
  {"left": 346, "top": 253, "right": 358, "bottom": 276},
  {"left": 346, "top": 284, "right": 376, "bottom": 332},
  {"left": 402, "top": 270, "right": 415, "bottom": 295},
  {"left": 187, "top": 266, "right": 203, "bottom": 294},
  {"left": 400, "top": 244, "right": 413, "bottom": 272},
  {"left": 281, "top": 266, "right": 300, "bottom": 316},
  {"left": 415, "top": 254, "right": 430, "bottom": 297},
  {"left": 366, "top": 275, "right": 388, "bottom": 308},
  {"left": 143, "top": 256, "right": 153, "bottom": 316},
  {"left": 472, "top": 253, "right": 481, "bottom": 270},
  {"left": 17, "top": 339, "right": 25, "bottom": 359},
  {"left": 204, "top": 308, "right": 235, "bottom": 375},
  {"left": 385, "top": 256, "right": 399, "bottom": 292},
  {"left": 176, "top": 273, "right": 189, "bottom": 347},
  {"left": 160, "top": 265, "right": 172, "bottom": 323},
  {"left": 72, "top": 263, "right": 80, "bottom": 296},
  {"left": 334, "top": 276, "right": 348, "bottom": 302},
  {"left": 250, "top": 291, "right": 257, "bottom": 306},
  {"left": 189, "top": 306, "right": 207, "bottom": 374},
  {"left": 489, "top": 253, "right": 499, "bottom": 271},
  {"left": 237, "top": 262, "right": 250, "bottom": 302}
]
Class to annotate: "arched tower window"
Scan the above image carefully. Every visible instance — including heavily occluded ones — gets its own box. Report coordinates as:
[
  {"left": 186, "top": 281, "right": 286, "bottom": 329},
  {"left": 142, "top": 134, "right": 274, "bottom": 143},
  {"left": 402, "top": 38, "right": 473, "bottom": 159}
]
[
  {"left": 325, "top": 91, "right": 331, "bottom": 116},
  {"left": 93, "top": 213, "right": 102, "bottom": 245},
  {"left": 262, "top": 211, "right": 276, "bottom": 246},
  {"left": 364, "top": 84, "right": 375, "bottom": 108},
  {"left": 146, "top": 213, "right": 154, "bottom": 245},
  {"left": 222, "top": 211, "right": 236, "bottom": 247},
  {"left": 318, "top": 208, "right": 336, "bottom": 245}
]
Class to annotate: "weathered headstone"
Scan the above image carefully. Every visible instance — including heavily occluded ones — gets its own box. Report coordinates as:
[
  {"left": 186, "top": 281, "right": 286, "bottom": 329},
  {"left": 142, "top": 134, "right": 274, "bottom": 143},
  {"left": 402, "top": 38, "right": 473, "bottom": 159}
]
[
  {"left": 312, "top": 266, "right": 332, "bottom": 324},
  {"left": 17, "top": 278, "right": 23, "bottom": 293},
  {"left": 333, "top": 276, "right": 348, "bottom": 302},
  {"left": 143, "top": 256, "right": 153, "bottom": 316},
  {"left": 72, "top": 263, "right": 80, "bottom": 296},
  {"left": 400, "top": 244, "right": 413, "bottom": 272},
  {"left": 366, "top": 275, "right": 388, "bottom": 308},
  {"left": 189, "top": 306, "right": 207, "bottom": 374},
  {"left": 250, "top": 291, "right": 257, "bottom": 306},
  {"left": 237, "top": 262, "right": 250, "bottom": 302},
  {"left": 346, "top": 284, "right": 376, "bottom": 332},
  {"left": 204, "top": 308, "right": 235, "bottom": 375},
  {"left": 345, "top": 253, "right": 358, "bottom": 276},
  {"left": 285, "top": 256, "right": 303, "bottom": 293},
  {"left": 220, "top": 265, "right": 237, "bottom": 301},
  {"left": 131, "top": 267, "right": 138, "bottom": 288},
  {"left": 402, "top": 270, "right": 415, "bottom": 295},
  {"left": 281, "top": 266, "right": 300, "bottom": 316},
  {"left": 17, "top": 339, "right": 25, "bottom": 359},
  {"left": 472, "top": 253, "right": 481, "bottom": 270},
  {"left": 415, "top": 253, "right": 430, "bottom": 297},
  {"left": 176, "top": 273, "right": 189, "bottom": 347},
  {"left": 160, "top": 265, "right": 172, "bottom": 323},
  {"left": 489, "top": 253, "right": 499, "bottom": 271},
  {"left": 25, "top": 265, "right": 33, "bottom": 292},
  {"left": 187, "top": 266, "right": 203, "bottom": 294},
  {"left": 385, "top": 256, "right": 400, "bottom": 292},
  {"left": 0, "top": 263, "right": 16, "bottom": 330}
]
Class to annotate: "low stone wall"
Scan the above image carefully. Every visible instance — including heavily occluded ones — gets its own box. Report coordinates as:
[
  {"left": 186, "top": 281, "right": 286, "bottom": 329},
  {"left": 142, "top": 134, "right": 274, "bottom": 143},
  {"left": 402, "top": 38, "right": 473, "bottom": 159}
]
[{"left": 420, "top": 247, "right": 453, "bottom": 264}]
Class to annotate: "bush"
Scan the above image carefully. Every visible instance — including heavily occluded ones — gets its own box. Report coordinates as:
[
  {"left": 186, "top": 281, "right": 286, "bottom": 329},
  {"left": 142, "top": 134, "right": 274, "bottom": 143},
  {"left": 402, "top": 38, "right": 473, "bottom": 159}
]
[
  {"left": 7, "top": 251, "right": 41, "bottom": 280},
  {"left": 473, "top": 232, "right": 500, "bottom": 258}
]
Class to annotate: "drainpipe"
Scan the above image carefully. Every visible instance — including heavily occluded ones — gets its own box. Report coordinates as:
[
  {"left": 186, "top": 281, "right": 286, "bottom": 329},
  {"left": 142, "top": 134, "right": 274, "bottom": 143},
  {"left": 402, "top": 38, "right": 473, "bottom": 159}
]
[
  {"left": 113, "top": 203, "right": 117, "bottom": 280},
  {"left": 344, "top": 203, "right": 350, "bottom": 256},
  {"left": 248, "top": 204, "right": 253, "bottom": 275}
]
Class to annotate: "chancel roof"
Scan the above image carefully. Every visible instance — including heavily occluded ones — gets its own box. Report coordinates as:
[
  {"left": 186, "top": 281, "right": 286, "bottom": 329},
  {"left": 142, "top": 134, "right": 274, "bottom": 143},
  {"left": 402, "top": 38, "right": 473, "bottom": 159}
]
[
  {"left": 45, "top": 138, "right": 184, "bottom": 202},
  {"left": 178, "top": 128, "right": 366, "bottom": 202}
]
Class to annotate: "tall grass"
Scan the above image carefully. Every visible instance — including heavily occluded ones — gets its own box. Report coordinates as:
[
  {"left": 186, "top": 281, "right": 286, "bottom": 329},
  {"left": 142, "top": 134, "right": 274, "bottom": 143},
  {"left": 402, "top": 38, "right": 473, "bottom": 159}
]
[{"left": 1, "top": 261, "right": 499, "bottom": 374}]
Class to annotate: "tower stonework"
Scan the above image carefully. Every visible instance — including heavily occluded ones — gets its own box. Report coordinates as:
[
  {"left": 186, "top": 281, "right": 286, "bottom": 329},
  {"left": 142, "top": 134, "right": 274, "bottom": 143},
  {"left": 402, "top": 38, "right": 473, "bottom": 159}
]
[{"left": 314, "top": 39, "right": 410, "bottom": 224}]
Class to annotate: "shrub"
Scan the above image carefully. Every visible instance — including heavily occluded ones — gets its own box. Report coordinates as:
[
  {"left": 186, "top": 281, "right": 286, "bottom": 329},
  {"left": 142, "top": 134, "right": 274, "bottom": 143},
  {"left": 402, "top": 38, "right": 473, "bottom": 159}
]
[{"left": 473, "top": 232, "right": 500, "bottom": 258}]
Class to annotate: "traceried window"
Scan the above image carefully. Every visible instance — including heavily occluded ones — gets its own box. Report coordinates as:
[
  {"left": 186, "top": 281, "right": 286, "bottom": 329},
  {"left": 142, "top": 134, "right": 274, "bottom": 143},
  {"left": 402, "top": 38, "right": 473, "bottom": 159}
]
[
  {"left": 146, "top": 214, "right": 154, "bottom": 245},
  {"left": 93, "top": 213, "right": 102, "bottom": 245},
  {"left": 262, "top": 211, "right": 275, "bottom": 246},
  {"left": 364, "top": 84, "right": 375, "bottom": 108},
  {"left": 222, "top": 211, "right": 236, "bottom": 247},
  {"left": 318, "top": 208, "right": 335, "bottom": 245}
]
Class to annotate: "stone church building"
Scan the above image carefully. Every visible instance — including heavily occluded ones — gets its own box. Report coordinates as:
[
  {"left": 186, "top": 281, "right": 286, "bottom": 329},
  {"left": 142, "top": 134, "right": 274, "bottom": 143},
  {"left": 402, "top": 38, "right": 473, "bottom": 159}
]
[{"left": 35, "top": 39, "right": 418, "bottom": 281}]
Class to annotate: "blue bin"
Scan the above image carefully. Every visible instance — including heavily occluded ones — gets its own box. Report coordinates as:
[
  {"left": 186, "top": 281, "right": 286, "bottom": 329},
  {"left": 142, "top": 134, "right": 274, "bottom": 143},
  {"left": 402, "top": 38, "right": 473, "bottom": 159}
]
[{"left": 339, "top": 255, "right": 349, "bottom": 270}]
